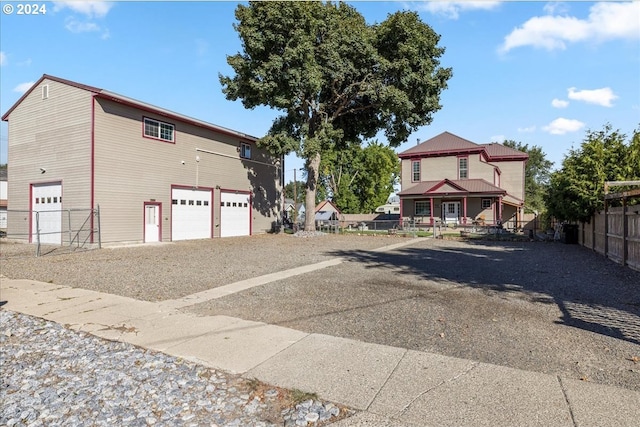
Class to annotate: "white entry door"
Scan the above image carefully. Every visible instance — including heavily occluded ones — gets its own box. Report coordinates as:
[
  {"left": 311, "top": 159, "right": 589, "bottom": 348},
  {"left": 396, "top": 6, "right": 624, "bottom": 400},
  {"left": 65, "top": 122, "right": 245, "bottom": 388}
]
[
  {"left": 32, "top": 182, "right": 62, "bottom": 244},
  {"left": 442, "top": 202, "right": 460, "bottom": 225},
  {"left": 144, "top": 203, "right": 160, "bottom": 243},
  {"left": 220, "top": 191, "right": 251, "bottom": 237}
]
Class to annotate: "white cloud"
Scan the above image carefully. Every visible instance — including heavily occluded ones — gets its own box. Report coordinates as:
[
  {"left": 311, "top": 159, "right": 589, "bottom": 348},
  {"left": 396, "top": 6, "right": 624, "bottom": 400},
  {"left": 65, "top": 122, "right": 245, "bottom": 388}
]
[
  {"left": 0, "top": 51, "right": 6, "bottom": 66},
  {"left": 53, "top": 1, "right": 113, "bottom": 18},
  {"left": 567, "top": 87, "right": 618, "bottom": 107},
  {"left": 65, "top": 17, "right": 100, "bottom": 33},
  {"left": 490, "top": 134, "right": 506, "bottom": 142},
  {"left": 543, "top": 118, "right": 585, "bottom": 135},
  {"left": 517, "top": 126, "right": 536, "bottom": 133},
  {"left": 13, "top": 82, "right": 34, "bottom": 93},
  {"left": 543, "top": 2, "right": 569, "bottom": 16},
  {"left": 551, "top": 98, "right": 569, "bottom": 108},
  {"left": 64, "top": 16, "right": 110, "bottom": 39},
  {"left": 410, "top": 1, "right": 501, "bottom": 20},
  {"left": 500, "top": 2, "right": 640, "bottom": 53}
]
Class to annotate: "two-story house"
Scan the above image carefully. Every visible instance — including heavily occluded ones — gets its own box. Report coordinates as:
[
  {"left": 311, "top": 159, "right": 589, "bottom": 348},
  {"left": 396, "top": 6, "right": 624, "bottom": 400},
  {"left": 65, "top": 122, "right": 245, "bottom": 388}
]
[
  {"left": 1, "top": 74, "right": 283, "bottom": 245},
  {"left": 397, "top": 132, "right": 528, "bottom": 228}
]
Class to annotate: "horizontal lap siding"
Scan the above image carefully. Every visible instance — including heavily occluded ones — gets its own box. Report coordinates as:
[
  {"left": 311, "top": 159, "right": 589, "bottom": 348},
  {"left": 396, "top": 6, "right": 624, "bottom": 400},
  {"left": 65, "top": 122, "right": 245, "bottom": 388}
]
[
  {"left": 6, "top": 80, "right": 92, "bottom": 240},
  {"left": 493, "top": 161, "right": 525, "bottom": 201},
  {"left": 93, "top": 99, "right": 280, "bottom": 243}
]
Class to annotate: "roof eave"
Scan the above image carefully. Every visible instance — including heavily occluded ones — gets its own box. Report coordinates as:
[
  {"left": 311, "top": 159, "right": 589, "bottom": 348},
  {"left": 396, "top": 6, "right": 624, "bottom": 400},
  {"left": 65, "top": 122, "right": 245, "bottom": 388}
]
[
  {"left": 2, "top": 74, "right": 102, "bottom": 121},
  {"left": 94, "top": 92, "right": 259, "bottom": 143},
  {"left": 399, "top": 148, "right": 484, "bottom": 159}
]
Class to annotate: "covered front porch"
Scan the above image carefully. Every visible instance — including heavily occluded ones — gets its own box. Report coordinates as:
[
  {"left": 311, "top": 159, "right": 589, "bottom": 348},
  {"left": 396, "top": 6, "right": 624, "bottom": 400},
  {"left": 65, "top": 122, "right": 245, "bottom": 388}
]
[{"left": 397, "top": 179, "right": 522, "bottom": 229}]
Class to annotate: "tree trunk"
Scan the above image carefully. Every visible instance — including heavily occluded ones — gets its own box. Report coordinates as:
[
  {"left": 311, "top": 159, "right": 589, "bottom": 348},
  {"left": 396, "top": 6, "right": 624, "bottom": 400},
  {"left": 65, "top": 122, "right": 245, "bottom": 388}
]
[{"left": 304, "top": 152, "right": 321, "bottom": 232}]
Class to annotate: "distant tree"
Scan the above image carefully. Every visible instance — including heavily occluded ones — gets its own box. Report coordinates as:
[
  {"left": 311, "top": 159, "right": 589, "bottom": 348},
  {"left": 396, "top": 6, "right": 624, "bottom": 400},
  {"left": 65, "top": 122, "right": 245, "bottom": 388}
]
[
  {"left": 546, "top": 125, "right": 639, "bottom": 222},
  {"left": 502, "top": 140, "right": 553, "bottom": 214},
  {"left": 220, "top": 1, "right": 452, "bottom": 230},
  {"left": 320, "top": 141, "right": 399, "bottom": 213},
  {"left": 284, "top": 180, "right": 306, "bottom": 204}
]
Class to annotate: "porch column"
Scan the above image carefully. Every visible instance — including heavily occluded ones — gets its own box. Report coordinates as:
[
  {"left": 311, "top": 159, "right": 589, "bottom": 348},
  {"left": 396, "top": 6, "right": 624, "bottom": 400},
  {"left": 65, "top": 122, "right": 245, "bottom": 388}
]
[
  {"left": 463, "top": 197, "right": 467, "bottom": 224},
  {"left": 498, "top": 196, "right": 503, "bottom": 223},
  {"left": 429, "top": 197, "right": 434, "bottom": 226}
]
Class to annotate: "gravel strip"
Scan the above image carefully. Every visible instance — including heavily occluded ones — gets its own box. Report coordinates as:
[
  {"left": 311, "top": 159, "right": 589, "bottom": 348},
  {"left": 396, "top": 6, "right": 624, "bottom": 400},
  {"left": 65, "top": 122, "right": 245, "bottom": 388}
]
[
  {"left": 0, "top": 234, "right": 410, "bottom": 302},
  {"left": 0, "top": 309, "right": 353, "bottom": 427}
]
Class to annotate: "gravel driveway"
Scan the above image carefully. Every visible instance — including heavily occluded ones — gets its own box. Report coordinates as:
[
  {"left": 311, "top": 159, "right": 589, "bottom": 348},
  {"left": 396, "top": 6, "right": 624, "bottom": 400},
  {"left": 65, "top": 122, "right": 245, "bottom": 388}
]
[{"left": 2, "top": 234, "right": 639, "bottom": 392}]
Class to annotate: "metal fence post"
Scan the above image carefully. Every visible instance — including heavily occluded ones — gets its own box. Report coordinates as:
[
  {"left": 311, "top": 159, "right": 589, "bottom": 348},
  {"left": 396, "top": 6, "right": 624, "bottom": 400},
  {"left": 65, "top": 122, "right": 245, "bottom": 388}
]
[
  {"left": 68, "top": 209, "right": 73, "bottom": 247},
  {"left": 35, "top": 211, "right": 41, "bottom": 257},
  {"left": 96, "top": 205, "right": 102, "bottom": 249}
]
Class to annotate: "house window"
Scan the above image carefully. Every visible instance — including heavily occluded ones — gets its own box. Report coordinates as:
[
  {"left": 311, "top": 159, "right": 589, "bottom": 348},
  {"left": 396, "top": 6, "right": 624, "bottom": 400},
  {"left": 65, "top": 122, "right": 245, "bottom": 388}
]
[
  {"left": 144, "top": 118, "right": 174, "bottom": 142},
  {"left": 458, "top": 157, "right": 468, "bottom": 179},
  {"left": 412, "top": 160, "right": 420, "bottom": 182},
  {"left": 42, "top": 85, "right": 49, "bottom": 99},
  {"left": 481, "top": 198, "right": 492, "bottom": 209},
  {"left": 415, "top": 201, "right": 431, "bottom": 216},
  {"left": 240, "top": 142, "right": 251, "bottom": 159}
]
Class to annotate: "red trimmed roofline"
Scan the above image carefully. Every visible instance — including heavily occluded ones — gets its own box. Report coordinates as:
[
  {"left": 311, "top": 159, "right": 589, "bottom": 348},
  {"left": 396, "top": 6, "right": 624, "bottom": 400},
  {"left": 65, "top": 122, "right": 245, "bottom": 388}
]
[
  {"left": 398, "top": 147, "right": 484, "bottom": 159},
  {"left": 94, "top": 92, "right": 258, "bottom": 143},
  {"left": 2, "top": 74, "right": 259, "bottom": 144},
  {"left": 3, "top": 74, "right": 102, "bottom": 121},
  {"left": 427, "top": 178, "right": 467, "bottom": 193}
]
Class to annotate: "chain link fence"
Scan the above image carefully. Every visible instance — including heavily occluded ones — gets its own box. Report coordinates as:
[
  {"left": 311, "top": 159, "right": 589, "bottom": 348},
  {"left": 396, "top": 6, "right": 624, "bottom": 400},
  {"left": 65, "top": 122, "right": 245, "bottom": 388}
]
[{"left": 1, "top": 206, "right": 101, "bottom": 257}]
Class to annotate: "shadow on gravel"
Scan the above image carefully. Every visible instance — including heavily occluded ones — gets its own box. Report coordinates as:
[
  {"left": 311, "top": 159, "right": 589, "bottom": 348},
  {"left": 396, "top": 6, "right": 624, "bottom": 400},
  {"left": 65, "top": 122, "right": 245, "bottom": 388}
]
[{"left": 329, "top": 240, "right": 640, "bottom": 346}]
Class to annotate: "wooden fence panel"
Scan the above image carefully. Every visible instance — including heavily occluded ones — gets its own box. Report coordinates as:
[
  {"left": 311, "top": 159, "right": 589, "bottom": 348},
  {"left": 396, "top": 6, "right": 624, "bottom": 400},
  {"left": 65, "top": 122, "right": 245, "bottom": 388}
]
[
  {"left": 580, "top": 204, "right": 640, "bottom": 271},
  {"left": 628, "top": 206, "right": 640, "bottom": 271}
]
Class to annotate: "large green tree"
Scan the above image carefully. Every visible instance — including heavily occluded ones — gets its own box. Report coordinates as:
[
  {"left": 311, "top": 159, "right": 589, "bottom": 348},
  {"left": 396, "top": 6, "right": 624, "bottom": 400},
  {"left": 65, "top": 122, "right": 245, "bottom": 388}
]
[
  {"left": 502, "top": 140, "right": 553, "bottom": 214},
  {"left": 220, "top": 1, "right": 451, "bottom": 230},
  {"left": 546, "top": 125, "right": 640, "bottom": 222},
  {"left": 320, "top": 141, "right": 399, "bottom": 213}
]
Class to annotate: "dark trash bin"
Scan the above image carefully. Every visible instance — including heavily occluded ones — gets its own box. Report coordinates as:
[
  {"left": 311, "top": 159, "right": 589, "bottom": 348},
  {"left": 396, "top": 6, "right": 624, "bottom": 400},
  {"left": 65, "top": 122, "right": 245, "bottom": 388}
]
[{"left": 562, "top": 223, "right": 579, "bottom": 244}]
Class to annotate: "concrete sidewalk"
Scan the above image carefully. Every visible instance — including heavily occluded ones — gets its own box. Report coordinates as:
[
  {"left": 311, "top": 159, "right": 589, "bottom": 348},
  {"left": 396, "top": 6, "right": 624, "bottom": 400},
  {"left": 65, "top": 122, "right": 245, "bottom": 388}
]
[{"left": 2, "top": 277, "right": 639, "bottom": 427}]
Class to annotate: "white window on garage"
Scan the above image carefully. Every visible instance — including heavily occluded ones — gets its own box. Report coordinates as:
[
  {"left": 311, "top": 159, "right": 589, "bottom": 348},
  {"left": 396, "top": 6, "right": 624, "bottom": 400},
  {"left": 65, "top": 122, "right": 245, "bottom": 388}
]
[
  {"left": 240, "top": 142, "right": 251, "bottom": 159},
  {"left": 144, "top": 117, "right": 175, "bottom": 143}
]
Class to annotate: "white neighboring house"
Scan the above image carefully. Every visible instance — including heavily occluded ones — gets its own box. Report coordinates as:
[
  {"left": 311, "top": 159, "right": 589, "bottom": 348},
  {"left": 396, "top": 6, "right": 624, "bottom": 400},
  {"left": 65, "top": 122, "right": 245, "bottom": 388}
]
[{"left": 0, "top": 168, "right": 7, "bottom": 230}]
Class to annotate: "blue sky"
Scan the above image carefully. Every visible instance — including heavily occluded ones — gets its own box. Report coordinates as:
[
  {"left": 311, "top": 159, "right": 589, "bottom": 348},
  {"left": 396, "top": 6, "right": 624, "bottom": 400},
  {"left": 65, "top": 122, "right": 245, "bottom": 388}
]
[{"left": 1, "top": 1, "right": 639, "bottom": 185}]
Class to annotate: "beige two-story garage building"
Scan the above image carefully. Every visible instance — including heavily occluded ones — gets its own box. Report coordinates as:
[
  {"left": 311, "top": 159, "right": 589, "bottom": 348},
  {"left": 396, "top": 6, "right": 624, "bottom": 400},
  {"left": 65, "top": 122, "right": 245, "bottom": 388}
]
[{"left": 1, "top": 75, "right": 283, "bottom": 245}]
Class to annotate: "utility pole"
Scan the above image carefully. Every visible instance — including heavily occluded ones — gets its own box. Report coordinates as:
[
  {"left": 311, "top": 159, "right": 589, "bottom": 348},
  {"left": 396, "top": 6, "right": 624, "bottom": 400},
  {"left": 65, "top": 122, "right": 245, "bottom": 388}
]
[{"left": 293, "top": 168, "right": 298, "bottom": 224}]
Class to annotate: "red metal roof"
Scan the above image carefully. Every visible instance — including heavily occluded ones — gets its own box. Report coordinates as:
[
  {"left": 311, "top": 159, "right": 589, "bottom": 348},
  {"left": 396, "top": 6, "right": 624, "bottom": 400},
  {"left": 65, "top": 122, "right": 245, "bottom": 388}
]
[
  {"left": 398, "top": 179, "right": 506, "bottom": 196},
  {"left": 399, "top": 132, "right": 481, "bottom": 158},
  {"left": 398, "top": 132, "right": 528, "bottom": 161},
  {"left": 480, "top": 143, "right": 529, "bottom": 160}
]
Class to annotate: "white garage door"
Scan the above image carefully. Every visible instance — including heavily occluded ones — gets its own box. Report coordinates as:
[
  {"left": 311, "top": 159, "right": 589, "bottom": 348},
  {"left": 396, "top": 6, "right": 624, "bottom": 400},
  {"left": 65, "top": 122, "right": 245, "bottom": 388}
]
[
  {"left": 220, "top": 192, "right": 251, "bottom": 237},
  {"left": 32, "top": 182, "right": 62, "bottom": 244},
  {"left": 171, "top": 188, "right": 212, "bottom": 241}
]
